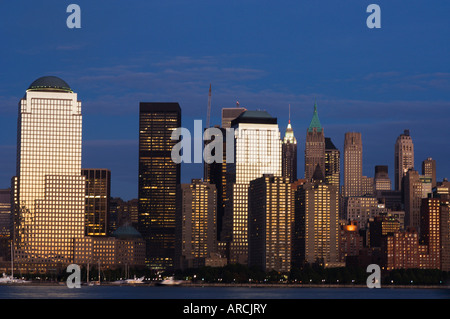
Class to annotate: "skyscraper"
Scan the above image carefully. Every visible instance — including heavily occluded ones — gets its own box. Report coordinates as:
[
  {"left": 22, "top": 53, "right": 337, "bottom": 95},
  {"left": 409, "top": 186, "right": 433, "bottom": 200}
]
[
  {"left": 138, "top": 102, "right": 181, "bottom": 271},
  {"left": 294, "top": 165, "right": 340, "bottom": 267},
  {"left": 221, "top": 106, "right": 247, "bottom": 129},
  {"left": 395, "top": 129, "right": 414, "bottom": 191},
  {"left": 175, "top": 179, "right": 217, "bottom": 270},
  {"left": 422, "top": 157, "right": 436, "bottom": 188},
  {"left": 343, "top": 132, "right": 363, "bottom": 197},
  {"left": 304, "top": 102, "right": 325, "bottom": 181},
  {"left": 420, "top": 196, "right": 440, "bottom": 269},
  {"left": 222, "top": 110, "right": 282, "bottom": 264},
  {"left": 282, "top": 109, "right": 297, "bottom": 183},
  {"left": 13, "top": 76, "right": 85, "bottom": 264},
  {"left": 403, "top": 169, "right": 424, "bottom": 230},
  {"left": 81, "top": 169, "right": 111, "bottom": 236},
  {"left": 374, "top": 165, "right": 391, "bottom": 191},
  {"left": 324, "top": 137, "right": 340, "bottom": 188},
  {"left": 248, "top": 175, "right": 292, "bottom": 273}
]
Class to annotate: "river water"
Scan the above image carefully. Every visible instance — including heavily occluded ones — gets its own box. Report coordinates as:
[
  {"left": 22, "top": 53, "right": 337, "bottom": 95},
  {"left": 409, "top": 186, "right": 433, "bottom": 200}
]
[{"left": 0, "top": 285, "right": 448, "bottom": 299}]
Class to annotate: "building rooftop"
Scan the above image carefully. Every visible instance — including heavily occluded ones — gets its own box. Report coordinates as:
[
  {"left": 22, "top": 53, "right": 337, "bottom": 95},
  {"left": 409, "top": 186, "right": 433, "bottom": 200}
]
[
  {"left": 231, "top": 110, "right": 277, "bottom": 126},
  {"left": 27, "top": 76, "right": 72, "bottom": 93},
  {"left": 112, "top": 224, "right": 142, "bottom": 239},
  {"left": 308, "top": 102, "right": 322, "bottom": 133}
]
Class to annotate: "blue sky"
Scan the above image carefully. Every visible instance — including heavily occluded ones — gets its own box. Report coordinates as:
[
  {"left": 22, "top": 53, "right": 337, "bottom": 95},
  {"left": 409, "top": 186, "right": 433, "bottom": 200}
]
[{"left": 0, "top": 1, "right": 449, "bottom": 200}]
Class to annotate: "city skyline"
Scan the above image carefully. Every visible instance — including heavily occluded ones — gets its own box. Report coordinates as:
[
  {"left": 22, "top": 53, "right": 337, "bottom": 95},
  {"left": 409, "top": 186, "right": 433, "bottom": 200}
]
[{"left": 0, "top": 1, "right": 449, "bottom": 201}]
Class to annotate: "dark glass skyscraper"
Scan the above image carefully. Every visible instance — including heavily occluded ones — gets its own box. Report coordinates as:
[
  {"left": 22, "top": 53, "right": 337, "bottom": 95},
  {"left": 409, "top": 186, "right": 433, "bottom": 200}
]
[
  {"left": 81, "top": 168, "right": 111, "bottom": 237},
  {"left": 138, "top": 102, "right": 181, "bottom": 271}
]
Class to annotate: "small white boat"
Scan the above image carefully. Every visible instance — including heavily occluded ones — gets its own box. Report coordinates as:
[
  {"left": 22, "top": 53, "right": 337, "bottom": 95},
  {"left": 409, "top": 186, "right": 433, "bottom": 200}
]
[
  {"left": 0, "top": 273, "right": 29, "bottom": 284},
  {"left": 155, "top": 276, "right": 183, "bottom": 286},
  {"left": 113, "top": 276, "right": 145, "bottom": 285}
]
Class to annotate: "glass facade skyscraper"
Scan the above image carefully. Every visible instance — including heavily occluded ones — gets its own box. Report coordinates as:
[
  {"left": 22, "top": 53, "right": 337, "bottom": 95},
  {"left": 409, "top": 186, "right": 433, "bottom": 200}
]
[
  {"left": 13, "top": 76, "right": 85, "bottom": 264},
  {"left": 138, "top": 102, "right": 181, "bottom": 271},
  {"left": 222, "top": 110, "right": 282, "bottom": 264}
]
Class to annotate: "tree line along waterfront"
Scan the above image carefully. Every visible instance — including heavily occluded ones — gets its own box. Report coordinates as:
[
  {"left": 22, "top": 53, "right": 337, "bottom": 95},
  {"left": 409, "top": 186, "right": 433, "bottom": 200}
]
[{"left": 31, "top": 263, "right": 449, "bottom": 286}]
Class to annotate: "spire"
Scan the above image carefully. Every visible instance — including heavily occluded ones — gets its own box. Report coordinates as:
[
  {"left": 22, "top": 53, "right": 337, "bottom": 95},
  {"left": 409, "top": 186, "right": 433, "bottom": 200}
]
[
  {"left": 308, "top": 101, "right": 322, "bottom": 133},
  {"left": 284, "top": 104, "right": 297, "bottom": 144},
  {"left": 288, "top": 103, "right": 291, "bottom": 124}
]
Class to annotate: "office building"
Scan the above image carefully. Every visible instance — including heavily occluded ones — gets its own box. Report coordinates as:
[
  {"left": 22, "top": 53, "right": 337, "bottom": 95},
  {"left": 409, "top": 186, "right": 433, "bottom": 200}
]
[
  {"left": 304, "top": 102, "right": 325, "bottom": 181},
  {"left": 383, "top": 228, "right": 419, "bottom": 270},
  {"left": 0, "top": 189, "right": 11, "bottom": 261},
  {"left": 248, "top": 175, "right": 292, "bottom": 272},
  {"left": 282, "top": 116, "right": 297, "bottom": 183},
  {"left": 324, "top": 137, "right": 340, "bottom": 188},
  {"left": 368, "top": 214, "right": 401, "bottom": 248},
  {"left": 403, "top": 169, "right": 426, "bottom": 230},
  {"left": 419, "top": 197, "right": 440, "bottom": 269},
  {"left": 422, "top": 158, "right": 436, "bottom": 188},
  {"left": 204, "top": 126, "right": 228, "bottom": 242},
  {"left": 395, "top": 130, "right": 414, "bottom": 191},
  {"left": 12, "top": 76, "right": 85, "bottom": 265},
  {"left": 294, "top": 165, "right": 340, "bottom": 267},
  {"left": 339, "top": 221, "right": 364, "bottom": 263},
  {"left": 362, "top": 176, "right": 374, "bottom": 196},
  {"left": 82, "top": 169, "right": 111, "bottom": 236},
  {"left": 221, "top": 106, "right": 247, "bottom": 128},
  {"left": 343, "top": 132, "right": 363, "bottom": 197},
  {"left": 138, "top": 102, "right": 181, "bottom": 270},
  {"left": 435, "top": 181, "right": 450, "bottom": 271},
  {"left": 222, "top": 110, "right": 282, "bottom": 264},
  {"left": 344, "top": 196, "right": 387, "bottom": 230},
  {"left": 175, "top": 179, "right": 217, "bottom": 270},
  {"left": 374, "top": 165, "right": 391, "bottom": 191}
]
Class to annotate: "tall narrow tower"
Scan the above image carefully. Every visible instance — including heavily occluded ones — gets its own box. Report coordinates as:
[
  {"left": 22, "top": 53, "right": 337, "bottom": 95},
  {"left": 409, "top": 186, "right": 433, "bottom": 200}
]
[
  {"left": 138, "top": 102, "right": 181, "bottom": 271},
  {"left": 13, "top": 76, "right": 85, "bottom": 264},
  {"left": 343, "top": 132, "right": 363, "bottom": 197},
  {"left": 282, "top": 105, "right": 297, "bottom": 183},
  {"left": 395, "top": 129, "right": 414, "bottom": 191},
  {"left": 305, "top": 102, "right": 325, "bottom": 181}
]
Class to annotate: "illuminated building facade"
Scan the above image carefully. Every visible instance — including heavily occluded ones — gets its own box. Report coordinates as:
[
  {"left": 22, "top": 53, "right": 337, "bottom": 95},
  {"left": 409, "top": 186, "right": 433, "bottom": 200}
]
[
  {"left": 82, "top": 169, "right": 111, "bottom": 236},
  {"left": 343, "top": 132, "right": 363, "bottom": 197},
  {"left": 138, "top": 102, "right": 181, "bottom": 270},
  {"left": 295, "top": 166, "right": 340, "bottom": 267},
  {"left": 0, "top": 189, "right": 11, "bottom": 261},
  {"left": 282, "top": 118, "right": 297, "bottom": 183},
  {"left": 374, "top": 165, "right": 391, "bottom": 191},
  {"left": 13, "top": 76, "right": 85, "bottom": 264},
  {"left": 339, "top": 221, "right": 363, "bottom": 262},
  {"left": 395, "top": 129, "right": 414, "bottom": 191},
  {"left": 344, "top": 196, "right": 387, "bottom": 230},
  {"left": 175, "top": 179, "right": 217, "bottom": 270},
  {"left": 422, "top": 157, "right": 436, "bottom": 188},
  {"left": 222, "top": 110, "right": 282, "bottom": 264},
  {"left": 419, "top": 197, "right": 440, "bottom": 269},
  {"left": 383, "top": 228, "right": 419, "bottom": 270},
  {"left": 248, "top": 175, "right": 292, "bottom": 272},
  {"left": 304, "top": 102, "right": 325, "bottom": 181}
]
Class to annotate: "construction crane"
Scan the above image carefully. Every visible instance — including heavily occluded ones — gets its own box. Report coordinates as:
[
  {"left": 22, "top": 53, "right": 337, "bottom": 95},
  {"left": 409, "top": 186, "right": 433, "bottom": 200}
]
[
  {"left": 204, "top": 83, "right": 212, "bottom": 182},
  {"left": 206, "top": 83, "right": 212, "bottom": 128}
]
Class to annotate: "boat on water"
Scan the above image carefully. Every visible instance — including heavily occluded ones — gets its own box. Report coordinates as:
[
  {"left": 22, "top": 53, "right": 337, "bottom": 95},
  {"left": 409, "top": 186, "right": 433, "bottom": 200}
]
[
  {"left": 0, "top": 273, "right": 30, "bottom": 284},
  {"left": 155, "top": 276, "right": 183, "bottom": 286},
  {"left": 112, "top": 276, "right": 146, "bottom": 285}
]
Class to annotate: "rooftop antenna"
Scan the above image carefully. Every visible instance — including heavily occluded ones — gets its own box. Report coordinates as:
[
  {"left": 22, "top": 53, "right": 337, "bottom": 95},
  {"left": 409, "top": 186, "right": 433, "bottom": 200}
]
[{"left": 289, "top": 104, "right": 291, "bottom": 124}]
